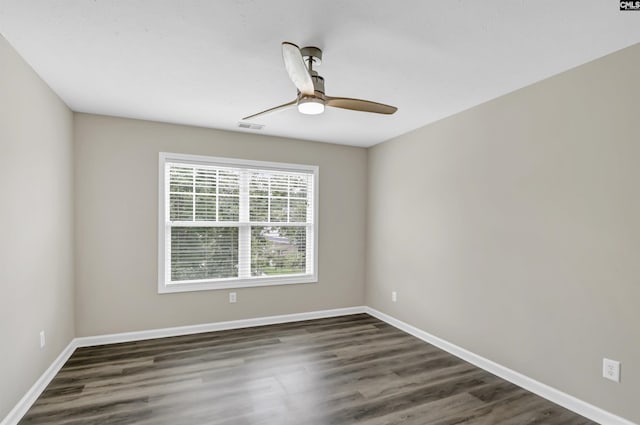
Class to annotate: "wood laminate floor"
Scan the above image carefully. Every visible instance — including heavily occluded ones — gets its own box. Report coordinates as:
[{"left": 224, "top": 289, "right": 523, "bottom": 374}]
[{"left": 19, "top": 314, "right": 597, "bottom": 425}]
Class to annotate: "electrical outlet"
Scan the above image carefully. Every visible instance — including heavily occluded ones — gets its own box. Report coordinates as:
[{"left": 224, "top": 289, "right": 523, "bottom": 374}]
[
  {"left": 39, "top": 331, "right": 46, "bottom": 348},
  {"left": 392, "top": 291, "right": 397, "bottom": 302},
  {"left": 603, "top": 358, "right": 620, "bottom": 382},
  {"left": 229, "top": 292, "right": 237, "bottom": 303}
]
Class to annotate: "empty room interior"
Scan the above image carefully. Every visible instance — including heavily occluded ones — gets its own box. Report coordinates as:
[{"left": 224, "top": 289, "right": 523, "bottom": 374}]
[{"left": 1, "top": 1, "right": 640, "bottom": 424}]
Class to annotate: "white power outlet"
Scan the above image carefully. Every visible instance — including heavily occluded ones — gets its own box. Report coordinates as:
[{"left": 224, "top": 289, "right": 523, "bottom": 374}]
[
  {"left": 229, "top": 292, "right": 237, "bottom": 303},
  {"left": 391, "top": 291, "right": 397, "bottom": 302},
  {"left": 603, "top": 358, "right": 620, "bottom": 382},
  {"left": 39, "top": 331, "right": 46, "bottom": 348}
]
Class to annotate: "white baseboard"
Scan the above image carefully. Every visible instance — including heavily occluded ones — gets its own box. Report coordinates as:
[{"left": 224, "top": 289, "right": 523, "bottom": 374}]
[
  {"left": 364, "top": 307, "right": 636, "bottom": 425},
  {"left": 75, "top": 306, "right": 367, "bottom": 347},
  {"left": 1, "top": 306, "right": 366, "bottom": 425},
  {"left": 4, "top": 305, "right": 635, "bottom": 425},
  {"left": 0, "top": 340, "right": 78, "bottom": 425}
]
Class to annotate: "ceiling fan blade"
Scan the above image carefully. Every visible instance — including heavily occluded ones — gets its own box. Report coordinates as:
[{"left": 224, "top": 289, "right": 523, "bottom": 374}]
[
  {"left": 242, "top": 99, "right": 297, "bottom": 121},
  {"left": 282, "top": 42, "right": 315, "bottom": 96},
  {"left": 326, "top": 96, "right": 397, "bottom": 114}
]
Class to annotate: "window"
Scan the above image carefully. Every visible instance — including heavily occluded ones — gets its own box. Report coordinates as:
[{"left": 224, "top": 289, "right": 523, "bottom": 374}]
[{"left": 158, "top": 153, "right": 318, "bottom": 293}]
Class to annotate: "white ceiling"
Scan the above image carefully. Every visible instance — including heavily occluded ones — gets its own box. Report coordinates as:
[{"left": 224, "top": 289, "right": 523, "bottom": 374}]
[{"left": 1, "top": 1, "right": 639, "bottom": 147}]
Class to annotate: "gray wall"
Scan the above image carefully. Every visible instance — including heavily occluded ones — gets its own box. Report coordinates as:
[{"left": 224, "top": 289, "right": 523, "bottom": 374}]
[
  {"left": 74, "top": 114, "right": 367, "bottom": 336},
  {"left": 367, "top": 43, "right": 640, "bottom": 422},
  {"left": 0, "top": 36, "right": 75, "bottom": 419}
]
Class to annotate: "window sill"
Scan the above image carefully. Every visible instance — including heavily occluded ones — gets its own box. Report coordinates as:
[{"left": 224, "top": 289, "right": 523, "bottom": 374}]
[{"left": 158, "top": 274, "right": 318, "bottom": 294}]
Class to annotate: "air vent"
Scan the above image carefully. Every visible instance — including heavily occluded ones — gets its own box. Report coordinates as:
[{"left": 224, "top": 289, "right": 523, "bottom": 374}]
[{"left": 238, "top": 122, "right": 264, "bottom": 130}]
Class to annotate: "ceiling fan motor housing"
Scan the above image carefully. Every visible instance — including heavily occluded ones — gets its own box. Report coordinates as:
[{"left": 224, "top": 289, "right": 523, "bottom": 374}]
[{"left": 310, "top": 72, "right": 325, "bottom": 94}]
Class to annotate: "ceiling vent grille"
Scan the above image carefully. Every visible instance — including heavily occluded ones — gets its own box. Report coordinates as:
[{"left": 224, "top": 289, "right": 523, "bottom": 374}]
[{"left": 238, "top": 122, "right": 264, "bottom": 130}]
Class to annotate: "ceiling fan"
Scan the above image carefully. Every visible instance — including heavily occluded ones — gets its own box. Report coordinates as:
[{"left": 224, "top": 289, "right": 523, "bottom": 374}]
[{"left": 242, "top": 42, "right": 397, "bottom": 120}]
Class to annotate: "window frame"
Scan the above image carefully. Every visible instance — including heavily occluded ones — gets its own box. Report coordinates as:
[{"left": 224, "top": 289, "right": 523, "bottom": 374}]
[{"left": 158, "top": 152, "right": 319, "bottom": 294}]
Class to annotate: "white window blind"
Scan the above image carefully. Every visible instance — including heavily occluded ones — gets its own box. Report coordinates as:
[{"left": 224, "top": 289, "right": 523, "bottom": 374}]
[{"left": 158, "top": 153, "right": 318, "bottom": 293}]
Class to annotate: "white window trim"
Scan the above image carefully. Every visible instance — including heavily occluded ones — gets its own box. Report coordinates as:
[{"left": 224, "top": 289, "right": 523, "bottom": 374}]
[{"left": 158, "top": 152, "right": 319, "bottom": 294}]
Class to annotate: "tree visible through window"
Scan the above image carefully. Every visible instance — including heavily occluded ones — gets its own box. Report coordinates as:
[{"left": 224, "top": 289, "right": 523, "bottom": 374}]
[{"left": 159, "top": 153, "right": 318, "bottom": 293}]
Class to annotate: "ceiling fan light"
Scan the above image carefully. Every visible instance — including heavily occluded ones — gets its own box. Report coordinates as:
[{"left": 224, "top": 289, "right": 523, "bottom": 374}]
[{"left": 298, "top": 97, "right": 325, "bottom": 115}]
